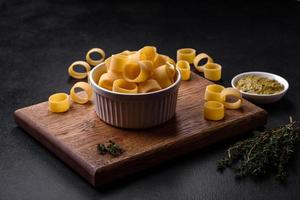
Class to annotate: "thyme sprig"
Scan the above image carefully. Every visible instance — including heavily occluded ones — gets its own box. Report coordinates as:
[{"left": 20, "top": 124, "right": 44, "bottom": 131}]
[
  {"left": 217, "top": 117, "right": 299, "bottom": 181},
  {"left": 97, "top": 140, "right": 123, "bottom": 157}
]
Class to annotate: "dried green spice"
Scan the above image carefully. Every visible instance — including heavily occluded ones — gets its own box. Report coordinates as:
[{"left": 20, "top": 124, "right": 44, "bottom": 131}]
[
  {"left": 97, "top": 140, "right": 123, "bottom": 157},
  {"left": 217, "top": 117, "right": 299, "bottom": 181},
  {"left": 235, "top": 75, "right": 284, "bottom": 94}
]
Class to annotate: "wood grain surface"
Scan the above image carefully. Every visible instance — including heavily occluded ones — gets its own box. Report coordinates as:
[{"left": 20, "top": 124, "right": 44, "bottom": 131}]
[{"left": 14, "top": 72, "right": 267, "bottom": 187}]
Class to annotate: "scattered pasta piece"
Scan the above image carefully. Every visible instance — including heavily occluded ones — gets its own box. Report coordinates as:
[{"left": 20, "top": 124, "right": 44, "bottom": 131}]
[
  {"left": 177, "top": 48, "right": 196, "bottom": 64},
  {"left": 204, "top": 84, "right": 225, "bottom": 101},
  {"left": 203, "top": 63, "right": 222, "bottom": 81},
  {"left": 138, "top": 79, "right": 162, "bottom": 93},
  {"left": 193, "top": 53, "right": 214, "bottom": 72},
  {"left": 68, "top": 61, "right": 91, "bottom": 79},
  {"left": 48, "top": 93, "right": 70, "bottom": 113},
  {"left": 70, "top": 82, "right": 93, "bottom": 104},
  {"left": 113, "top": 79, "right": 138, "bottom": 93},
  {"left": 86, "top": 48, "right": 105, "bottom": 66},
  {"left": 204, "top": 101, "right": 225, "bottom": 121},
  {"left": 220, "top": 87, "right": 242, "bottom": 109},
  {"left": 176, "top": 60, "right": 190, "bottom": 80}
]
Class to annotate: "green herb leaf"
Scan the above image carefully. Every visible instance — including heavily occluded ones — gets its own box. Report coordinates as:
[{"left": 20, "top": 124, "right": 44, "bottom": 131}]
[{"left": 217, "top": 117, "right": 299, "bottom": 181}]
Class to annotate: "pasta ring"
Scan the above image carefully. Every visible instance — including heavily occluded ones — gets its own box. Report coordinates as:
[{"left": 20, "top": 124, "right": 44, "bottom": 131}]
[
  {"left": 109, "top": 54, "right": 128, "bottom": 73},
  {"left": 138, "top": 79, "right": 162, "bottom": 93},
  {"left": 98, "top": 73, "right": 114, "bottom": 91},
  {"left": 220, "top": 87, "right": 243, "bottom": 109},
  {"left": 86, "top": 48, "right": 105, "bottom": 66},
  {"left": 204, "top": 101, "right": 225, "bottom": 121},
  {"left": 104, "top": 56, "right": 111, "bottom": 71},
  {"left": 194, "top": 53, "right": 214, "bottom": 72},
  {"left": 203, "top": 63, "right": 222, "bottom": 81},
  {"left": 176, "top": 60, "right": 190, "bottom": 80},
  {"left": 48, "top": 93, "right": 70, "bottom": 113},
  {"left": 70, "top": 82, "right": 93, "bottom": 104},
  {"left": 140, "top": 46, "right": 157, "bottom": 62},
  {"left": 123, "top": 61, "right": 151, "bottom": 83},
  {"left": 153, "top": 54, "right": 168, "bottom": 68},
  {"left": 68, "top": 61, "right": 91, "bottom": 79},
  {"left": 152, "top": 63, "right": 175, "bottom": 88},
  {"left": 113, "top": 79, "right": 138, "bottom": 94},
  {"left": 204, "top": 84, "right": 225, "bottom": 101},
  {"left": 177, "top": 48, "right": 196, "bottom": 64}
]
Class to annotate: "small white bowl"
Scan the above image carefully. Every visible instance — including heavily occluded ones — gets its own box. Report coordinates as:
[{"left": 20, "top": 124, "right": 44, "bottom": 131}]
[{"left": 231, "top": 71, "right": 289, "bottom": 104}]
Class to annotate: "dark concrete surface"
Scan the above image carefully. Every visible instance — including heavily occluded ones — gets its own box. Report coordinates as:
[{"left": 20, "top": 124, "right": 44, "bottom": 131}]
[{"left": 1, "top": 0, "right": 300, "bottom": 199}]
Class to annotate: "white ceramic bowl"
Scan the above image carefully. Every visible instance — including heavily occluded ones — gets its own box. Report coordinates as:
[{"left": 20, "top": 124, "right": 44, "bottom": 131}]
[
  {"left": 231, "top": 71, "right": 289, "bottom": 104},
  {"left": 89, "top": 63, "right": 181, "bottom": 129}
]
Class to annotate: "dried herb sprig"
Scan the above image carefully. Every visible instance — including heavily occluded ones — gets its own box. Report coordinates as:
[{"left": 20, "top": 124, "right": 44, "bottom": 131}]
[
  {"left": 97, "top": 140, "right": 123, "bottom": 157},
  {"left": 217, "top": 117, "right": 299, "bottom": 181}
]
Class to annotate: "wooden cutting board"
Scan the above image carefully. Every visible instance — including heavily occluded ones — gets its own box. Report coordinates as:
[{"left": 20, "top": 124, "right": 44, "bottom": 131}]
[{"left": 14, "top": 72, "right": 267, "bottom": 187}]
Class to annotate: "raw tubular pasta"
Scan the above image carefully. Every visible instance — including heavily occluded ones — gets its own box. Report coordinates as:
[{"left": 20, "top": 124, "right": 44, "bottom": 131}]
[
  {"left": 70, "top": 82, "right": 93, "bottom": 104},
  {"left": 176, "top": 60, "right": 190, "bottom": 80},
  {"left": 86, "top": 48, "right": 105, "bottom": 66},
  {"left": 68, "top": 61, "right": 91, "bottom": 79},
  {"left": 167, "top": 57, "right": 176, "bottom": 65},
  {"left": 113, "top": 79, "right": 138, "bottom": 93},
  {"left": 177, "top": 48, "right": 196, "bottom": 64},
  {"left": 193, "top": 53, "right": 214, "bottom": 72},
  {"left": 109, "top": 54, "right": 128, "bottom": 73},
  {"left": 140, "top": 46, "right": 157, "bottom": 61},
  {"left": 105, "top": 56, "right": 111, "bottom": 71},
  {"left": 123, "top": 61, "right": 151, "bottom": 83},
  {"left": 98, "top": 73, "right": 114, "bottom": 91},
  {"left": 203, "top": 63, "right": 222, "bottom": 81},
  {"left": 152, "top": 63, "right": 175, "bottom": 88},
  {"left": 204, "top": 84, "right": 225, "bottom": 101},
  {"left": 48, "top": 93, "right": 70, "bottom": 113},
  {"left": 153, "top": 54, "right": 168, "bottom": 68},
  {"left": 220, "top": 87, "right": 243, "bottom": 109},
  {"left": 204, "top": 101, "right": 225, "bottom": 121},
  {"left": 138, "top": 79, "right": 162, "bottom": 93}
]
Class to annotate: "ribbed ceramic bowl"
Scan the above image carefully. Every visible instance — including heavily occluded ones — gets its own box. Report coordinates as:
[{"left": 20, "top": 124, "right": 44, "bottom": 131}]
[{"left": 89, "top": 63, "right": 181, "bottom": 129}]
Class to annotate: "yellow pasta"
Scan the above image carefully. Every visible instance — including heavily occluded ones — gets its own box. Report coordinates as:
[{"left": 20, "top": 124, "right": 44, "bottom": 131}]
[
  {"left": 176, "top": 60, "right": 190, "bottom": 80},
  {"left": 104, "top": 56, "right": 111, "bottom": 71},
  {"left": 194, "top": 53, "right": 214, "bottom": 72},
  {"left": 203, "top": 63, "right": 222, "bottom": 81},
  {"left": 152, "top": 63, "right": 175, "bottom": 88},
  {"left": 109, "top": 54, "right": 128, "bottom": 73},
  {"left": 153, "top": 54, "right": 168, "bottom": 68},
  {"left": 48, "top": 93, "right": 70, "bottom": 113},
  {"left": 113, "top": 79, "right": 138, "bottom": 94},
  {"left": 140, "top": 46, "right": 157, "bottom": 62},
  {"left": 86, "top": 48, "right": 105, "bottom": 66},
  {"left": 204, "top": 84, "right": 225, "bottom": 101},
  {"left": 204, "top": 101, "right": 225, "bottom": 121},
  {"left": 122, "top": 61, "right": 151, "bottom": 83},
  {"left": 68, "top": 61, "right": 91, "bottom": 79},
  {"left": 220, "top": 87, "right": 243, "bottom": 109},
  {"left": 98, "top": 73, "right": 114, "bottom": 91},
  {"left": 70, "top": 82, "right": 93, "bottom": 104},
  {"left": 138, "top": 79, "right": 162, "bottom": 93},
  {"left": 177, "top": 48, "right": 196, "bottom": 64}
]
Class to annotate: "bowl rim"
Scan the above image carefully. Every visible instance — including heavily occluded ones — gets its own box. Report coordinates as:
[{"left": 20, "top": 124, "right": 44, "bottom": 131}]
[
  {"left": 231, "top": 71, "right": 289, "bottom": 97},
  {"left": 89, "top": 62, "right": 181, "bottom": 96}
]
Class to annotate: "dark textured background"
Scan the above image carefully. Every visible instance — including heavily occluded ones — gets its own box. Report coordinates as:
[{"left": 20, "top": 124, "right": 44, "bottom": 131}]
[{"left": 1, "top": 0, "right": 300, "bottom": 199}]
